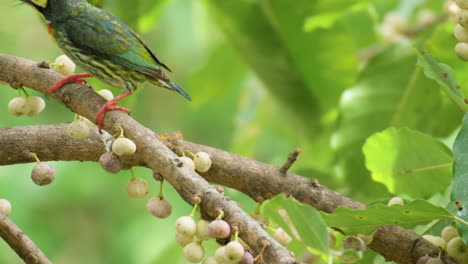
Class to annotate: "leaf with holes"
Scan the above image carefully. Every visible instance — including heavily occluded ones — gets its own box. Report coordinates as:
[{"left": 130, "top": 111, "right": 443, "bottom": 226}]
[
  {"left": 363, "top": 127, "right": 453, "bottom": 199},
  {"left": 322, "top": 200, "right": 455, "bottom": 235},
  {"left": 262, "top": 194, "right": 329, "bottom": 253}
]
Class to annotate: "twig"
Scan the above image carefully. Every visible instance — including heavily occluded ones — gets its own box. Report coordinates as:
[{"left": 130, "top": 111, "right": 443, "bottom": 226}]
[
  {"left": 280, "top": 148, "right": 301, "bottom": 174},
  {"left": 0, "top": 212, "right": 51, "bottom": 264}
]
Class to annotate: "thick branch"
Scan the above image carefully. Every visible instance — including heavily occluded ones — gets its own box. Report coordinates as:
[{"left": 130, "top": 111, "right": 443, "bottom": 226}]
[
  {"left": 0, "top": 124, "right": 363, "bottom": 213},
  {"left": 0, "top": 54, "right": 457, "bottom": 264},
  {"left": 0, "top": 212, "right": 51, "bottom": 264},
  {"left": 0, "top": 54, "right": 295, "bottom": 263}
]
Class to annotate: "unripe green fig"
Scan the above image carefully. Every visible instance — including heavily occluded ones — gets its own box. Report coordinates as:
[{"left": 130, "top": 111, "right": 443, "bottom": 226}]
[
  {"left": 146, "top": 196, "right": 172, "bottom": 218},
  {"left": 447, "top": 237, "right": 468, "bottom": 263},
  {"left": 183, "top": 242, "right": 205, "bottom": 263},
  {"left": 26, "top": 96, "right": 46, "bottom": 117},
  {"left": 455, "top": 42, "right": 468, "bottom": 61},
  {"left": 0, "top": 199, "right": 12, "bottom": 216},
  {"left": 125, "top": 178, "right": 149, "bottom": 198},
  {"left": 175, "top": 232, "right": 194, "bottom": 247},
  {"left": 31, "top": 162, "right": 56, "bottom": 186},
  {"left": 194, "top": 152, "right": 211, "bottom": 172},
  {"left": 196, "top": 218, "right": 210, "bottom": 241},
  {"left": 176, "top": 216, "right": 197, "bottom": 237},
  {"left": 422, "top": 235, "right": 446, "bottom": 248},
  {"left": 224, "top": 241, "right": 245, "bottom": 263},
  {"left": 387, "top": 197, "right": 404, "bottom": 206},
  {"left": 180, "top": 156, "right": 195, "bottom": 171},
  {"left": 454, "top": 24, "right": 468, "bottom": 42},
  {"left": 53, "top": 55, "right": 76, "bottom": 75},
  {"left": 458, "top": 9, "right": 468, "bottom": 28},
  {"left": 67, "top": 120, "right": 90, "bottom": 139},
  {"left": 8, "top": 97, "right": 30, "bottom": 116},
  {"left": 441, "top": 225, "right": 460, "bottom": 243},
  {"left": 203, "top": 257, "right": 219, "bottom": 264},
  {"left": 112, "top": 138, "right": 137, "bottom": 156},
  {"left": 97, "top": 89, "right": 114, "bottom": 101}
]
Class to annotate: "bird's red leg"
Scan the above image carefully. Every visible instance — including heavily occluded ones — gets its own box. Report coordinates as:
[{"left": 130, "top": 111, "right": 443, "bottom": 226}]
[
  {"left": 96, "top": 92, "right": 132, "bottom": 131},
  {"left": 48, "top": 73, "right": 93, "bottom": 94}
]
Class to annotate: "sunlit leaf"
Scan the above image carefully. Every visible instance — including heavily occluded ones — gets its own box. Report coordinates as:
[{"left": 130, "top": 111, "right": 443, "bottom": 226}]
[
  {"left": 363, "top": 127, "right": 453, "bottom": 199},
  {"left": 332, "top": 44, "right": 461, "bottom": 199}
]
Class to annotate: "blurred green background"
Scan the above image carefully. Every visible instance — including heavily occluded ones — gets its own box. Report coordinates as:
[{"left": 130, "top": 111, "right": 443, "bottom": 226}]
[{"left": 0, "top": 0, "right": 466, "bottom": 263}]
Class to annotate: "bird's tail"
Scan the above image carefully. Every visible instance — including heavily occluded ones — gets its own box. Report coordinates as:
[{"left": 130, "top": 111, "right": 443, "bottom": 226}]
[{"left": 162, "top": 81, "right": 192, "bottom": 101}]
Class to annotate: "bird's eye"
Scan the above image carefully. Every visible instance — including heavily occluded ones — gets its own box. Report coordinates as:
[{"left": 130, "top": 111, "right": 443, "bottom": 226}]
[{"left": 32, "top": 0, "right": 47, "bottom": 8}]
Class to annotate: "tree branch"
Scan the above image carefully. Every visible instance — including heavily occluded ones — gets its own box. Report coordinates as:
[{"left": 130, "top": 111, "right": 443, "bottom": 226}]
[
  {"left": 0, "top": 212, "right": 51, "bottom": 264},
  {"left": 0, "top": 54, "right": 295, "bottom": 263},
  {"left": 0, "top": 54, "right": 457, "bottom": 264}
]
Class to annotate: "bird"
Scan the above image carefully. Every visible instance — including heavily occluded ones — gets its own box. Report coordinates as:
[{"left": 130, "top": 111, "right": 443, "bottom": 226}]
[{"left": 20, "top": 0, "right": 191, "bottom": 130}]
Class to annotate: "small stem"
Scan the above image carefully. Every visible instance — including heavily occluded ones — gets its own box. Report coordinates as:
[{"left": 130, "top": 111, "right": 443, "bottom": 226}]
[
  {"left": 253, "top": 201, "right": 263, "bottom": 215},
  {"left": 107, "top": 127, "right": 124, "bottom": 142},
  {"left": 31, "top": 153, "right": 40, "bottom": 163},
  {"left": 189, "top": 203, "right": 199, "bottom": 218},
  {"left": 216, "top": 210, "right": 224, "bottom": 220},
  {"left": 233, "top": 230, "right": 239, "bottom": 242},
  {"left": 181, "top": 149, "right": 195, "bottom": 158},
  {"left": 50, "top": 62, "right": 63, "bottom": 68},
  {"left": 129, "top": 167, "right": 136, "bottom": 180},
  {"left": 19, "top": 86, "right": 29, "bottom": 97},
  {"left": 158, "top": 179, "right": 164, "bottom": 197}
]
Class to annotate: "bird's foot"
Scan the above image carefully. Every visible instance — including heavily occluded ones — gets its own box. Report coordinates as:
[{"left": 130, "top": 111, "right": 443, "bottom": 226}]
[
  {"left": 48, "top": 73, "right": 93, "bottom": 94},
  {"left": 96, "top": 93, "right": 132, "bottom": 132}
]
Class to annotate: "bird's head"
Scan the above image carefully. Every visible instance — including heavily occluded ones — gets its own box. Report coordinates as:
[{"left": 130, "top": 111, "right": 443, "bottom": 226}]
[{"left": 20, "top": 0, "right": 72, "bottom": 22}]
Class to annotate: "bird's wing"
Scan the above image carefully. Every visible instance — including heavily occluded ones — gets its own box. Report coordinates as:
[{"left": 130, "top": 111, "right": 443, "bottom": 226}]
[{"left": 62, "top": 15, "right": 170, "bottom": 77}]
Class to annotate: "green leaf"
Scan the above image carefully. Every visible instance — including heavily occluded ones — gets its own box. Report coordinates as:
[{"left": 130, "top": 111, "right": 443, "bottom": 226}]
[
  {"left": 304, "top": 1, "right": 370, "bottom": 32},
  {"left": 259, "top": 0, "right": 358, "bottom": 113},
  {"left": 262, "top": 194, "right": 329, "bottom": 253},
  {"left": 332, "top": 44, "right": 447, "bottom": 198},
  {"left": 202, "top": 0, "right": 359, "bottom": 133},
  {"left": 451, "top": 113, "right": 468, "bottom": 243},
  {"left": 322, "top": 200, "right": 456, "bottom": 235},
  {"left": 202, "top": 0, "right": 320, "bottom": 133},
  {"left": 415, "top": 46, "right": 468, "bottom": 113},
  {"left": 363, "top": 127, "right": 453, "bottom": 199}
]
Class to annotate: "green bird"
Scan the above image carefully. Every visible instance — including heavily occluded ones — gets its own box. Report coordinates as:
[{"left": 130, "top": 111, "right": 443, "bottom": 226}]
[{"left": 20, "top": 0, "right": 191, "bottom": 130}]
